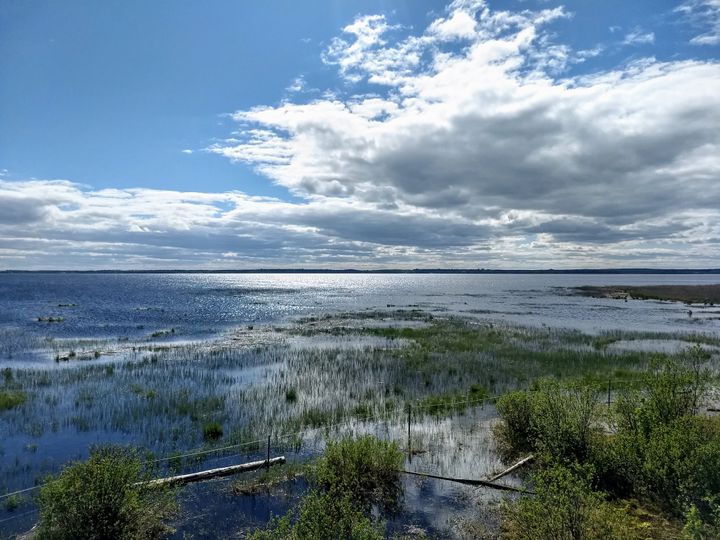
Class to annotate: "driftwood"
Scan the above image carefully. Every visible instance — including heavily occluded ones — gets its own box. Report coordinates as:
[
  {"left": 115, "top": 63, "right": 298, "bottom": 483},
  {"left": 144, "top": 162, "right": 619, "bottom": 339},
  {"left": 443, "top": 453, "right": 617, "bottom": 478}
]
[
  {"left": 402, "top": 469, "right": 533, "bottom": 494},
  {"left": 488, "top": 454, "right": 535, "bottom": 482},
  {"left": 141, "top": 456, "right": 286, "bottom": 487}
]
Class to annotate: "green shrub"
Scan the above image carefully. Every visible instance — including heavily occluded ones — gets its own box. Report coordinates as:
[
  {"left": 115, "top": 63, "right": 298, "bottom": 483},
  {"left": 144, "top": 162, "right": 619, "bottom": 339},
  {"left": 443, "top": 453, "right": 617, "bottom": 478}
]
[
  {"left": 248, "top": 489, "right": 384, "bottom": 540},
  {"left": 599, "top": 356, "right": 718, "bottom": 514},
  {"left": 641, "top": 416, "right": 720, "bottom": 515},
  {"left": 495, "top": 380, "right": 598, "bottom": 463},
  {"left": 37, "top": 446, "right": 176, "bottom": 540},
  {"left": 495, "top": 391, "right": 533, "bottom": 459},
  {"left": 202, "top": 421, "right": 223, "bottom": 441},
  {"left": 0, "top": 390, "right": 26, "bottom": 411},
  {"left": 616, "top": 349, "right": 711, "bottom": 439},
  {"left": 314, "top": 435, "right": 403, "bottom": 510},
  {"left": 502, "top": 463, "right": 645, "bottom": 540},
  {"left": 285, "top": 388, "right": 298, "bottom": 403}
]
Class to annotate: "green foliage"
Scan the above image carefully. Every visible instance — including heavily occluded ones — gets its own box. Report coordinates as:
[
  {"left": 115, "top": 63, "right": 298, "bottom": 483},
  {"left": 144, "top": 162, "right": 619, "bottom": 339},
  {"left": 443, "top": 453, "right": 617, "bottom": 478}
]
[
  {"left": 615, "top": 348, "right": 710, "bottom": 438},
  {"left": 682, "top": 501, "right": 720, "bottom": 539},
  {"left": 248, "top": 489, "right": 384, "bottom": 540},
  {"left": 4, "top": 493, "right": 23, "bottom": 511},
  {"left": 249, "top": 436, "right": 398, "bottom": 539},
  {"left": 37, "top": 446, "right": 176, "bottom": 540},
  {"left": 0, "top": 389, "right": 26, "bottom": 411},
  {"left": 202, "top": 421, "right": 223, "bottom": 440},
  {"left": 495, "top": 380, "right": 598, "bottom": 463},
  {"left": 285, "top": 388, "right": 298, "bottom": 403},
  {"left": 598, "top": 350, "right": 718, "bottom": 516},
  {"left": 502, "top": 463, "right": 646, "bottom": 540},
  {"left": 314, "top": 435, "right": 403, "bottom": 510}
]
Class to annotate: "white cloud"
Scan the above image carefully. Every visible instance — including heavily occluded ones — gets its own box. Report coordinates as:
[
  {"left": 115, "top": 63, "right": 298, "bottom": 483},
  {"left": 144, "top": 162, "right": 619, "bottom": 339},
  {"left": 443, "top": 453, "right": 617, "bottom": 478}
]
[
  {"left": 676, "top": 0, "right": 720, "bottom": 45},
  {"left": 622, "top": 27, "right": 655, "bottom": 45},
  {"left": 204, "top": 1, "right": 720, "bottom": 267}
]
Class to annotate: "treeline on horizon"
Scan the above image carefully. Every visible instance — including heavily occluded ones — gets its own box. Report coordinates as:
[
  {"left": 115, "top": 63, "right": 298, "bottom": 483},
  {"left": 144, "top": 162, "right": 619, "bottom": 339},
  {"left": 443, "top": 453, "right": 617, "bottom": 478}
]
[{"left": 3, "top": 268, "right": 720, "bottom": 274}]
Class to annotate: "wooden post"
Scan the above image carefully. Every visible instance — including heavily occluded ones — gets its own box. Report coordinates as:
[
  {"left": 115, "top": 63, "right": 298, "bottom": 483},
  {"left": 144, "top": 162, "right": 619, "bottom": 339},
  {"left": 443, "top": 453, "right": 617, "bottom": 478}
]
[
  {"left": 266, "top": 434, "right": 271, "bottom": 470},
  {"left": 607, "top": 379, "right": 611, "bottom": 407},
  {"left": 407, "top": 404, "right": 412, "bottom": 464}
]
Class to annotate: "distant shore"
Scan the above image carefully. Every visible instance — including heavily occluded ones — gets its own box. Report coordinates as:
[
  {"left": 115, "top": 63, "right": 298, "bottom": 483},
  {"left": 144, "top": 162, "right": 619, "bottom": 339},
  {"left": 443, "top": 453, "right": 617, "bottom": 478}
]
[
  {"left": 575, "top": 284, "right": 720, "bottom": 304},
  {"left": 3, "top": 268, "right": 720, "bottom": 275}
]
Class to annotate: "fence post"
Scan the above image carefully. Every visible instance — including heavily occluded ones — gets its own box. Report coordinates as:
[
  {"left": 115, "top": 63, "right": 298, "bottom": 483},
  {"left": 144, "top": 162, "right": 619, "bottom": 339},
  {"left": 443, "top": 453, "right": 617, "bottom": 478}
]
[
  {"left": 607, "top": 379, "right": 611, "bottom": 407},
  {"left": 266, "top": 434, "right": 271, "bottom": 470},
  {"left": 407, "top": 404, "right": 412, "bottom": 464}
]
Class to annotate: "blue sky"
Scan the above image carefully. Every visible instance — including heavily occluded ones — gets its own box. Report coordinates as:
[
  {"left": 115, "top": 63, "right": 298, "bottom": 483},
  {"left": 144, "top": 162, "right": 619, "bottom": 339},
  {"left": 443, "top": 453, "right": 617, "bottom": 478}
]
[{"left": 0, "top": 0, "right": 719, "bottom": 269}]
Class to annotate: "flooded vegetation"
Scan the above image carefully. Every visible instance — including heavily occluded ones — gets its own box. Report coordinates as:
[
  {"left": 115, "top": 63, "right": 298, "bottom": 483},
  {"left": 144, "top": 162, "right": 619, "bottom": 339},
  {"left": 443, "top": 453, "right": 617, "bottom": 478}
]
[{"left": 1, "top": 274, "right": 720, "bottom": 537}]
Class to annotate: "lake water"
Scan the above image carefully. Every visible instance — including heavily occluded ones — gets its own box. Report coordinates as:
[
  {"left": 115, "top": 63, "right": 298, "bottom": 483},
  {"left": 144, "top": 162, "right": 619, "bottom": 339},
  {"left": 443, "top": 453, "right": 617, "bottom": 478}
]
[{"left": 1, "top": 272, "right": 719, "bottom": 347}]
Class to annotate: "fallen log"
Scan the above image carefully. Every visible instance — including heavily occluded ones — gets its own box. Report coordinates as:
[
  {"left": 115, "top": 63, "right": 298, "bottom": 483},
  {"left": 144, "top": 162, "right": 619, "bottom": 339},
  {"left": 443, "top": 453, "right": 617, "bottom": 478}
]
[
  {"left": 142, "top": 456, "right": 286, "bottom": 487},
  {"left": 402, "top": 469, "right": 532, "bottom": 494},
  {"left": 488, "top": 454, "right": 535, "bottom": 482}
]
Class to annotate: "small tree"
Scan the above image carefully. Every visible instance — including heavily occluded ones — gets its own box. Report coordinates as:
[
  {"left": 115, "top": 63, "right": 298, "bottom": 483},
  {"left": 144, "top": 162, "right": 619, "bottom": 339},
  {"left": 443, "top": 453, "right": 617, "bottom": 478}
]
[{"left": 37, "top": 446, "right": 176, "bottom": 540}]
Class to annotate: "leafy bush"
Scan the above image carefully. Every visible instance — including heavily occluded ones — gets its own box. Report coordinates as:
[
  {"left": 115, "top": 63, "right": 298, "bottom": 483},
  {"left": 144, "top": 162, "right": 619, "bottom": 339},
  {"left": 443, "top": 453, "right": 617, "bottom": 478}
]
[
  {"left": 495, "top": 380, "right": 598, "bottom": 463},
  {"left": 248, "top": 489, "right": 384, "bottom": 540},
  {"left": 314, "top": 435, "right": 403, "bottom": 509},
  {"left": 37, "top": 446, "right": 176, "bottom": 540},
  {"left": 502, "top": 463, "right": 645, "bottom": 540},
  {"left": 615, "top": 350, "right": 711, "bottom": 439},
  {"left": 599, "top": 353, "right": 719, "bottom": 515},
  {"left": 250, "top": 436, "right": 399, "bottom": 539}
]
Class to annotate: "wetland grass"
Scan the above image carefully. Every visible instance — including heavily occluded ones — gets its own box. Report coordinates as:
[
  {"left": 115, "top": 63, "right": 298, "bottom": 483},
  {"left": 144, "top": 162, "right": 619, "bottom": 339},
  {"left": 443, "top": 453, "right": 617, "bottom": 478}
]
[{"left": 2, "top": 311, "right": 716, "bottom": 521}]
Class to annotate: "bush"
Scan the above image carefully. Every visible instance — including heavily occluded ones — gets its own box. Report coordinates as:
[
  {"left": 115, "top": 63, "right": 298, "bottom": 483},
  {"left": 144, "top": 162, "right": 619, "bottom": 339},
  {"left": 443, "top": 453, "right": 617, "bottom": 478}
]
[
  {"left": 495, "top": 380, "right": 598, "bottom": 464},
  {"left": 248, "top": 489, "right": 384, "bottom": 540},
  {"left": 502, "top": 463, "right": 645, "bottom": 540},
  {"left": 615, "top": 351, "right": 710, "bottom": 439},
  {"left": 37, "top": 446, "right": 176, "bottom": 540},
  {"left": 314, "top": 435, "right": 403, "bottom": 510},
  {"left": 285, "top": 388, "right": 298, "bottom": 403},
  {"left": 599, "top": 355, "right": 719, "bottom": 515}
]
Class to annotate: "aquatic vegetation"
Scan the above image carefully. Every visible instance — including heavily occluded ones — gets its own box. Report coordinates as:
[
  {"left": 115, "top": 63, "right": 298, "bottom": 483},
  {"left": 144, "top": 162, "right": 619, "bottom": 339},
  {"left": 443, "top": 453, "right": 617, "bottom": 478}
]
[
  {"left": 0, "top": 389, "right": 26, "bottom": 411},
  {"left": 202, "top": 421, "right": 224, "bottom": 441},
  {"left": 36, "top": 316, "right": 65, "bottom": 323},
  {"left": 3, "top": 493, "right": 24, "bottom": 512}
]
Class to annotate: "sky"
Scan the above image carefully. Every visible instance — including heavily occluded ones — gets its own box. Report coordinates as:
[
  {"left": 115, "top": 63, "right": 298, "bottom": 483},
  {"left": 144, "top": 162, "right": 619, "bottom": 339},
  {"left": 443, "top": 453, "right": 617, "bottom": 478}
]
[{"left": 1, "top": 0, "right": 719, "bottom": 270}]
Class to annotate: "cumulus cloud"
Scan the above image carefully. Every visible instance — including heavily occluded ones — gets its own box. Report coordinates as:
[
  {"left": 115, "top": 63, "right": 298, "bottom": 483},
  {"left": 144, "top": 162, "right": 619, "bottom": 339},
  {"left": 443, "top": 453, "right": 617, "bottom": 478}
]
[
  {"left": 3, "top": 0, "right": 720, "bottom": 269},
  {"left": 208, "top": 1, "right": 720, "bottom": 264}
]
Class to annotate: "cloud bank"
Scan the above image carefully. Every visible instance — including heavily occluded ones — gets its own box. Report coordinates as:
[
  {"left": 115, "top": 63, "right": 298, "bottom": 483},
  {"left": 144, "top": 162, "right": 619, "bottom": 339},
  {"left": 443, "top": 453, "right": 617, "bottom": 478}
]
[{"left": 2, "top": 0, "right": 720, "bottom": 269}]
